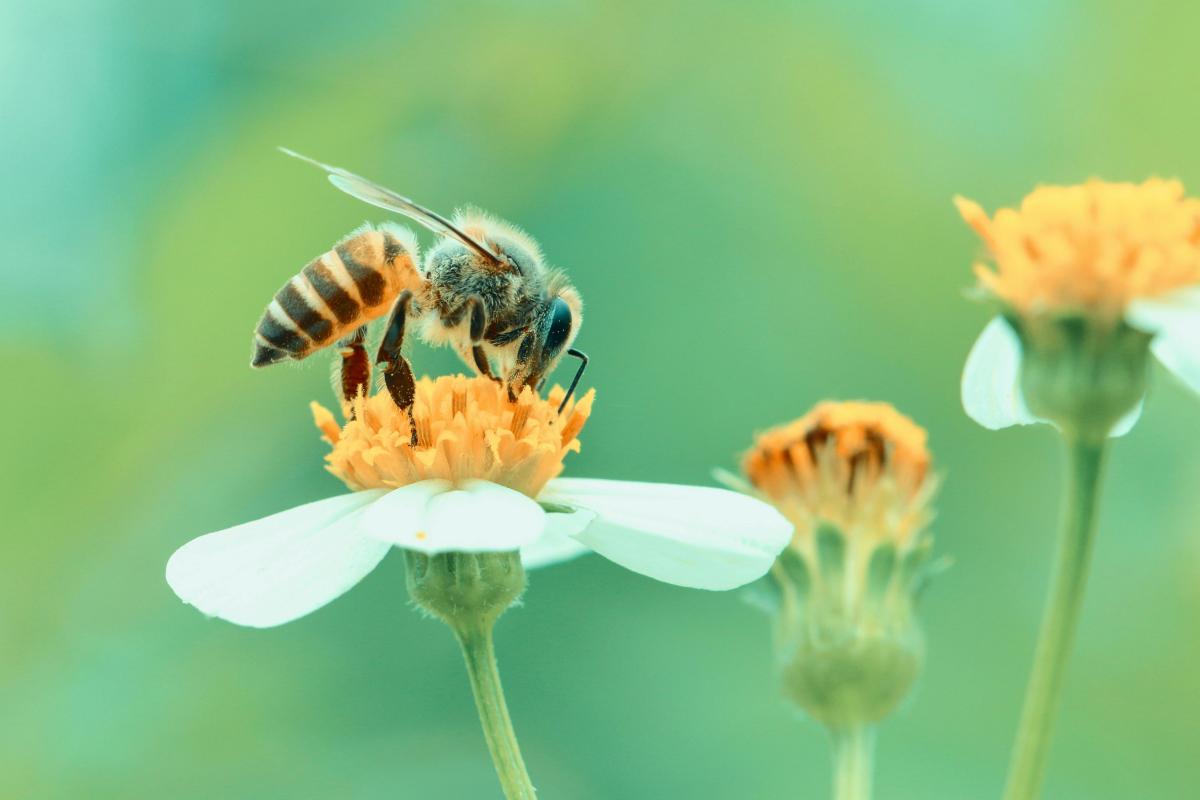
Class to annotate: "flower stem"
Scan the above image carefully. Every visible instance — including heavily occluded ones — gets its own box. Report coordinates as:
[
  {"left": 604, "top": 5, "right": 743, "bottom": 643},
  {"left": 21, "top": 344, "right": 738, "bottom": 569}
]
[
  {"left": 831, "top": 726, "right": 875, "bottom": 800},
  {"left": 455, "top": 622, "right": 537, "bottom": 800},
  {"left": 1003, "top": 434, "right": 1107, "bottom": 800}
]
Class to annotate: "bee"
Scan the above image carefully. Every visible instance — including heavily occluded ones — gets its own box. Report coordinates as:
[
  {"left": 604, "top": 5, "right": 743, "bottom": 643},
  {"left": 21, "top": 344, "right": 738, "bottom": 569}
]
[{"left": 253, "top": 149, "right": 587, "bottom": 414}]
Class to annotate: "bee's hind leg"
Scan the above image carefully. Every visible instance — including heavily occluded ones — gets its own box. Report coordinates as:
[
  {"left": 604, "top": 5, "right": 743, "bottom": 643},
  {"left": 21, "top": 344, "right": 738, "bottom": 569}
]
[
  {"left": 337, "top": 325, "right": 370, "bottom": 416},
  {"left": 377, "top": 291, "right": 417, "bottom": 418}
]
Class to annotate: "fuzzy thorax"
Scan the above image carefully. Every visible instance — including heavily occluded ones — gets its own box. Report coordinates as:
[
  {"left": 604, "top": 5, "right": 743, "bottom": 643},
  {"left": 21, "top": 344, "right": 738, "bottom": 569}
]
[
  {"left": 742, "top": 401, "right": 935, "bottom": 555},
  {"left": 956, "top": 179, "right": 1200, "bottom": 318},
  {"left": 312, "top": 375, "right": 593, "bottom": 498}
]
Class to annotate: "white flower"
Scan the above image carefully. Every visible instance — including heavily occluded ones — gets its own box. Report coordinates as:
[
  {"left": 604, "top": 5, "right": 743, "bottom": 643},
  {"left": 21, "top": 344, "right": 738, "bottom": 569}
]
[
  {"left": 166, "top": 376, "right": 792, "bottom": 628},
  {"left": 955, "top": 181, "right": 1200, "bottom": 435},
  {"left": 961, "top": 292, "right": 1200, "bottom": 436},
  {"left": 166, "top": 476, "right": 792, "bottom": 628}
]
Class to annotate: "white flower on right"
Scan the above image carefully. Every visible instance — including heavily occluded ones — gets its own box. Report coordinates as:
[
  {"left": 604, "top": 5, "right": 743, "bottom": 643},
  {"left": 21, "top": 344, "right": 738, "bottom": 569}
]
[{"left": 955, "top": 180, "right": 1200, "bottom": 435}]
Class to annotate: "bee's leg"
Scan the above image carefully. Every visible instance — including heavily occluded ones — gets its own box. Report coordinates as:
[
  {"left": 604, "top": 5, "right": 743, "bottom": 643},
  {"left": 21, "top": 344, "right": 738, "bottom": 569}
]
[
  {"left": 471, "top": 345, "right": 496, "bottom": 380},
  {"left": 523, "top": 347, "right": 588, "bottom": 417},
  {"left": 440, "top": 295, "right": 485, "bottom": 337},
  {"left": 466, "top": 295, "right": 488, "bottom": 343},
  {"left": 505, "top": 331, "right": 541, "bottom": 401},
  {"left": 377, "top": 290, "right": 417, "bottom": 417},
  {"left": 461, "top": 295, "right": 501, "bottom": 383},
  {"left": 337, "top": 325, "right": 370, "bottom": 415}
]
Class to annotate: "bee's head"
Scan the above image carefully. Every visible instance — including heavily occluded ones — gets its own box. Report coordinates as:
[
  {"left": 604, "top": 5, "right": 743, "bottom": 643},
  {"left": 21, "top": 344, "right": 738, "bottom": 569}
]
[{"left": 532, "top": 281, "right": 583, "bottom": 381}]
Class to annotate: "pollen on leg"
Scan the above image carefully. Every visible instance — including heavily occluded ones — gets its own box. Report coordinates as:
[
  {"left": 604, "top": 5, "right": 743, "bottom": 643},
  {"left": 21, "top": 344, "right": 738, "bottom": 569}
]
[{"left": 311, "top": 374, "right": 595, "bottom": 499}]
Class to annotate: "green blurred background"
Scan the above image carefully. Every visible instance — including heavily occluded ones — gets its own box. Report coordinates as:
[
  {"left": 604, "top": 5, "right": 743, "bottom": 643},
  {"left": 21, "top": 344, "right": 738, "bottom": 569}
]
[{"left": 4, "top": 1, "right": 1199, "bottom": 797}]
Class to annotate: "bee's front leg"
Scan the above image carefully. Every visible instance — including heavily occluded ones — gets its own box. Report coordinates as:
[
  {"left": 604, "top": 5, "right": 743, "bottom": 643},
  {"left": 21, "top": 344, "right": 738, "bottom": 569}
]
[
  {"left": 377, "top": 291, "right": 417, "bottom": 417},
  {"left": 337, "top": 325, "right": 370, "bottom": 415},
  {"left": 505, "top": 330, "right": 543, "bottom": 401}
]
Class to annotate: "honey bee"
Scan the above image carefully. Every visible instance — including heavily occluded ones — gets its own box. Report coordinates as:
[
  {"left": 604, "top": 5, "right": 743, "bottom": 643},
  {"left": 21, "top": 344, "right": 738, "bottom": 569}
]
[{"left": 253, "top": 149, "right": 586, "bottom": 413}]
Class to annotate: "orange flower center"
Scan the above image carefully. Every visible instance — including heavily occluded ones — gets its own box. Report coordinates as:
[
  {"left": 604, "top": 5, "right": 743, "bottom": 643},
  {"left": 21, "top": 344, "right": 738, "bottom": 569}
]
[
  {"left": 956, "top": 179, "right": 1200, "bottom": 316},
  {"left": 742, "top": 401, "right": 934, "bottom": 549},
  {"left": 312, "top": 375, "right": 593, "bottom": 498}
]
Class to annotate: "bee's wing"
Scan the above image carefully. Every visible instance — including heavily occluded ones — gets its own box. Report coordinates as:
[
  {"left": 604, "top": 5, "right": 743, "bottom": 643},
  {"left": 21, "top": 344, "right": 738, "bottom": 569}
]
[{"left": 279, "top": 148, "right": 504, "bottom": 268}]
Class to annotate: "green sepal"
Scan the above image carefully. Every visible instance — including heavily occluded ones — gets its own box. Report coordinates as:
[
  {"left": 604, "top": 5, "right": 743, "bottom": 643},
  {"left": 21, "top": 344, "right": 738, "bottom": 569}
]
[
  {"left": 815, "top": 524, "right": 846, "bottom": 582},
  {"left": 778, "top": 548, "right": 812, "bottom": 595},
  {"left": 911, "top": 555, "right": 953, "bottom": 603},
  {"left": 865, "top": 543, "right": 898, "bottom": 609},
  {"left": 741, "top": 573, "right": 784, "bottom": 615},
  {"left": 896, "top": 534, "right": 934, "bottom": 591},
  {"left": 538, "top": 501, "right": 575, "bottom": 514}
]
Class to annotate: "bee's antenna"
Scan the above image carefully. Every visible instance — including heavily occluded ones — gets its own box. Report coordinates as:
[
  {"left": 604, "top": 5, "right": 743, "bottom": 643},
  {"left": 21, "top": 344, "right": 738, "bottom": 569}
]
[{"left": 557, "top": 348, "right": 589, "bottom": 414}]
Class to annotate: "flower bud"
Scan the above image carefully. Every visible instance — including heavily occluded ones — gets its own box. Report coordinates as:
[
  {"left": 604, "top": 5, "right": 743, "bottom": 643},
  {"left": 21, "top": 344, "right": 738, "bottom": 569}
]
[{"left": 739, "top": 402, "right": 945, "bottom": 729}]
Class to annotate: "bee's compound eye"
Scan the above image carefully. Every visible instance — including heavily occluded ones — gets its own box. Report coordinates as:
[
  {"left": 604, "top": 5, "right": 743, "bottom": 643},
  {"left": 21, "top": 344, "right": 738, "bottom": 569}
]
[{"left": 543, "top": 297, "right": 573, "bottom": 356}]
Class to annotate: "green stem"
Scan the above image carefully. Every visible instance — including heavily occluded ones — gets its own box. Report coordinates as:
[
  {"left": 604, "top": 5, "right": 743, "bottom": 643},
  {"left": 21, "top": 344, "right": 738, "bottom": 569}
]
[
  {"left": 455, "top": 623, "right": 537, "bottom": 800},
  {"left": 832, "top": 726, "right": 875, "bottom": 800},
  {"left": 1002, "top": 435, "right": 1107, "bottom": 800}
]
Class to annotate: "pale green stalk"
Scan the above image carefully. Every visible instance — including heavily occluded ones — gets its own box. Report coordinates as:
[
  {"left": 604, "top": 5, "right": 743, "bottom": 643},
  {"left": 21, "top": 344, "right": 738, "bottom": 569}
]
[
  {"left": 831, "top": 726, "right": 875, "bottom": 800},
  {"left": 1002, "top": 435, "right": 1107, "bottom": 800},
  {"left": 455, "top": 623, "right": 536, "bottom": 800},
  {"left": 406, "top": 551, "right": 534, "bottom": 800}
]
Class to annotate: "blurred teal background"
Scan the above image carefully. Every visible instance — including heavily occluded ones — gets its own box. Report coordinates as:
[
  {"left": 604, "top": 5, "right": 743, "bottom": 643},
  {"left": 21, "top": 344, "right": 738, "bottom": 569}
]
[{"left": 4, "top": 1, "right": 1200, "bottom": 797}]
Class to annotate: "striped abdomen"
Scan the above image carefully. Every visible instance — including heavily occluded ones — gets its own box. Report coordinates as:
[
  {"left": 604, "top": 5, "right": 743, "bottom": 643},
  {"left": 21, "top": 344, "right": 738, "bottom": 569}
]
[{"left": 252, "top": 225, "right": 420, "bottom": 367}]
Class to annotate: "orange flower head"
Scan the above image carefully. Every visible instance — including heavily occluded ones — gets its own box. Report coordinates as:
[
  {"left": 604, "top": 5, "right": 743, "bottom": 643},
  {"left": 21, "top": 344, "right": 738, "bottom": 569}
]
[
  {"left": 311, "top": 375, "right": 593, "bottom": 498},
  {"left": 741, "top": 401, "right": 934, "bottom": 551},
  {"left": 956, "top": 179, "right": 1200, "bottom": 317}
]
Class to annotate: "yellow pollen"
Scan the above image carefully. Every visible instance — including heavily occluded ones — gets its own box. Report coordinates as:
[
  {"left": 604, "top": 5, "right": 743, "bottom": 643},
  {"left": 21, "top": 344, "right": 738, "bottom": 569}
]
[
  {"left": 741, "top": 401, "right": 935, "bottom": 550},
  {"left": 415, "top": 531, "right": 428, "bottom": 541},
  {"left": 311, "top": 374, "right": 594, "bottom": 499},
  {"left": 956, "top": 178, "right": 1200, "bottom": 316}
]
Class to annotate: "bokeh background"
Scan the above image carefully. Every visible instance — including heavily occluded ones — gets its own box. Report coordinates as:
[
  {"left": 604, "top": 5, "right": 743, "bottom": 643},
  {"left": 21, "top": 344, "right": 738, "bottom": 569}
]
[{"left": 4, "top": 1, "right": 1200, "bottom": 797}]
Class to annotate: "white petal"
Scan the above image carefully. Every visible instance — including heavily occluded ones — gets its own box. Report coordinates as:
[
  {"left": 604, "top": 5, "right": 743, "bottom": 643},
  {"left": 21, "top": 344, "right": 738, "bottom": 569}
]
[
  {"left": 520, "top": 508, "right": 596, "bottom": 569},
  {"left": 1128, "top": 287, "right": 1200, "bottom": 395},
  {"left": 363, "top": 479, "right": 545, "bottom": 554},
  {"left": 541, "top": 478, "right": 793, "bottom": 591},
  {"left": 961, "top": 316, "right": 1043, "bottom": 430},
  {"left": 360, "top": 479, "right": 452, "bottom": 545},
  {"left": 166, "top": 490, "right": 389, "bottom": 628},
  {"left": 1109, "top": 398, "right": 1144, "bottom": 438}
]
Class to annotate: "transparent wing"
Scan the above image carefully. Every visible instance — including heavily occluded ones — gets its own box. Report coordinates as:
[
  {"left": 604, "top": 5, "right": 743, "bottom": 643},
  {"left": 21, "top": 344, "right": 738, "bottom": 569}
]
[{"left": 279, "top": 147, "right": 501, "bottom": 267}]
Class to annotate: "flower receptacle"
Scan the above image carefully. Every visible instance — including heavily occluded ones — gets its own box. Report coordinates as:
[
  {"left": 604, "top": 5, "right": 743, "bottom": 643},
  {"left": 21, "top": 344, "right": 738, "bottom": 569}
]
[
  {"left": 778, "top": 624, "right": 922, "bottom": 730},
  {"left": 1010, "top": 313, "right": 1152, "bottom": 440},
  {"left": 771, "top": 526, "right": 936, "bottom": 729},
  {"left": 405, "top": 550, "right": 527, "bottom": 632}
]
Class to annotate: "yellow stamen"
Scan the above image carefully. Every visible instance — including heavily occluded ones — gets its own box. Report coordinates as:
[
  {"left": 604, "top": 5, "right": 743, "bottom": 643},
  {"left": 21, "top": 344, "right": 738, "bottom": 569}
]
[
  {"left": 311, "top": 375, "right": 594, "bottom": 498},
  {"left": 956, "top": 179, "right": 1200, "bottom": 316},
  {"left": 742, "top": 401, "right": 935, "bottom": 550}
]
